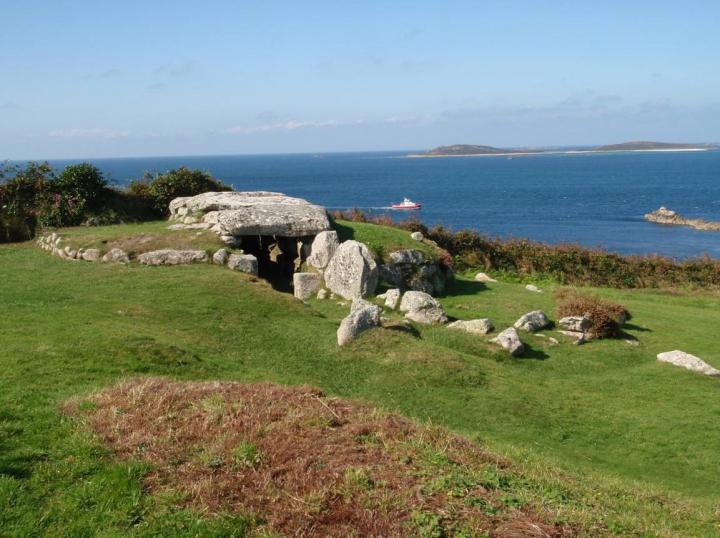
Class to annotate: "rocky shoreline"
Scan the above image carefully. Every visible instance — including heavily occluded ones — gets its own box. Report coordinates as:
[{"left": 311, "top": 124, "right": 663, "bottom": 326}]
[{"left": 644, "top": 207, "right": 720, "bottom": 232}]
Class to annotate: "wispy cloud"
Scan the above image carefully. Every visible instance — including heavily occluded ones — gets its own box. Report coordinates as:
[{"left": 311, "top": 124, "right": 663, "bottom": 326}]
[
  {"left": 47, "top": 127, "right": 130, "bottom": 140},
  {"left": 154, "top": 60, "right": 195, "bottom": 77},
  {"left": 224, "top": 115, "right": 427, "bottom": 135},
  {"left": 224, "top": 119, "right": 363, "bottom": 135},
  {"left": 147, "top": 82, "right": 167, "bottom": 91}
]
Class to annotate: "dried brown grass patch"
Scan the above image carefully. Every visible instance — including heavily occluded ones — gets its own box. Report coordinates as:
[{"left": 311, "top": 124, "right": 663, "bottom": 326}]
[
  {"left": 64, "top": 378, "right": 577, "bottom": 537},
  {"left": 555, "top": 289, "right": 630, "bottom": 338}
]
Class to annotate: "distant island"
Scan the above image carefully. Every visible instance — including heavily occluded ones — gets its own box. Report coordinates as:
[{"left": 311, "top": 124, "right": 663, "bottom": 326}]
[
  {"left": 595, "top": 141, "right": 716, "bottom": 152},
  {"left": 411, "top": 141, "right": 717, "bottom": 157}
]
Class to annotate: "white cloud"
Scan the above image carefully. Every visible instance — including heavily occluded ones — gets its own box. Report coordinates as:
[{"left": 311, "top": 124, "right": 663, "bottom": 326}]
[
  {"left": 47, "top": 127, "right": 130, "bottom": 140},
  {"left": 224, "top": 119, "right": 363, "bottom": 135},
  {"left": 224, "top": 116, "right": 426, "bottom": 135}
]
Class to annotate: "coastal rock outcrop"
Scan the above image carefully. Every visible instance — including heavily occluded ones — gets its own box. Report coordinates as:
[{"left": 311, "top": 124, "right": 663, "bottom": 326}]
[
  {"left": 399, "top": 291, "right": 448, "bottom": 325},
  {"left": 491, "top": 328, "right": 524, "bottom": 356},
  {"left": 514, "top": 311, "right": 551, "bottom": 332},
  {"left": 138, "top": 249, "right": 208, "bottom": 266},
  {"left": 657, "top": 350, "right": 720, "bottom": 377},
  {"left": 447, "top": 319, "right": 494, "bottom": 335},
  {"left": 324, "top": 240, "right": 378, "bottom": 299},
  {"left": 645, "top": 207, "right": 720, "bottom": 232},
  {"left": 337, "top": 298, "right": 382, "bottom": 346}
]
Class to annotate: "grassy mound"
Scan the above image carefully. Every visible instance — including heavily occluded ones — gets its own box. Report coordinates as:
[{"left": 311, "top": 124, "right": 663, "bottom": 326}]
[
  {"left": 51, "top": 221, "right": 226, "bottom": 258},
  {"left": 66, "top": 378, "right": 571, "bottom": 537}
]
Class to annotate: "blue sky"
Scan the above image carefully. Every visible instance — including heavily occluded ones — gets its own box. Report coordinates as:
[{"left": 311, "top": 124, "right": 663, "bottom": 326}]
[{"left": 1, "top": 0, "right": 719, "bottom": 158}]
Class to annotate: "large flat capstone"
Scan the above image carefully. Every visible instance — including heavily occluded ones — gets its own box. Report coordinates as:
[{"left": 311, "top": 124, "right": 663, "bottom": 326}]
[{"left": 169, "top": 191, "right": 331, "bottom": 238}]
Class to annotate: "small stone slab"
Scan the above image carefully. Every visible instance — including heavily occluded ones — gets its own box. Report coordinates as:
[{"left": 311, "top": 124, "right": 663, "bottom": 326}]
[
  {"left": 138, "top": 249, "right": 208, "bottom": 266},
  {"left": 447, "top": 319, "right": 494, "bottom": 335},
  {"left": 474, "top": 272, "right": 497, "bottom": 283},
  {"left": 227, "top": 253, "right": 258, "bottom": 275},
  {"left": 657, "top": 350, "right": 720, "bottom": 377},
  {"left": 293, "top": 272, "right": 322, "bottom": 300}
]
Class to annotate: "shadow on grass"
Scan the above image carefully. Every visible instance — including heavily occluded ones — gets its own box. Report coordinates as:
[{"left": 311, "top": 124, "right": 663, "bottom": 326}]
[
  {"left": 623, "top": 323, "right": 651, "bottom": 333},
  {"left": 444, "top": 278, "right": 487, "bottom": 297},
  {"left": 520, "top": 343, "right": 550, "bottom": 361},
  {"left": 0, "top": 410, "right": 47, "bottom": 479},
  {"left": 383, "top": 323, "right": 422, "bottom": 338},
  {"left": 332, "top": 220, "right": 355, "bottom": 243}
]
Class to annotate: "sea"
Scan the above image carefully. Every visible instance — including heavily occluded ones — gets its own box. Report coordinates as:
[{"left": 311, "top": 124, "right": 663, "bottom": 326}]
[{"left": 44, "top": 149, "right": 720, "bottom": 260}]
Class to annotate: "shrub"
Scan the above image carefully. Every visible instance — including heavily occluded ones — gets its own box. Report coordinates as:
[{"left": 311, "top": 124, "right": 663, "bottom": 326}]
[
  {"left": 555, "top": 289, "right": 630, "bottom": 338},
  {"left": 53, "top": 163, "right": 107, "bottom": 211},
  {"left": 135, "top": 167, "right": 232, "bottom": 215},
  {"left": 0, "top": 162, "right": 54, "bottom": 241}
]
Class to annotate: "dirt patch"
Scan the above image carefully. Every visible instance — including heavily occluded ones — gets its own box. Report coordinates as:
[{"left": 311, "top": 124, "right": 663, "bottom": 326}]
[{"left": 65, "top": 378, "right": 577, "bottom": 537}]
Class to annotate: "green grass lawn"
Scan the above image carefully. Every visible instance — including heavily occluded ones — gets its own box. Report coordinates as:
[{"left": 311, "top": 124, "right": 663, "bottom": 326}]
[{"left": 2, "top": 221, "right": 720, "bottom": 536}]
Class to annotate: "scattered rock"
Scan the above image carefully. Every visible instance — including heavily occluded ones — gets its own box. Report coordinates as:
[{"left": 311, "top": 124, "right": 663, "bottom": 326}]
[
  {"left": 624, "top": 338, "right": 639, "bottom": 347},
  {"left": 220, "top": 235, "right": 243, "bottom": 248},
  {"left": 383, "top": 288, "right": 401, "bottom": 310},
  {"left": 227, "top": 253, "right": 259, "bottom": 275},
  {"left": 474, "top": 272, "right": 497, "bottom": 283},
  {"left": 102, "top": 248, "right": 130, "bottom": 264},
  {"left": 525, "top": 284, "right": 542, "bottom": 293},
  {"left": 558, "top": 330, "right": 589, "bottom": 345},
  {"left": 657, "top": 350, "right": 720, "bottom": 377},
  {"left": 558, "top": 316, "right": 591, "bottom": 333},
  {"left": 324, "top": 240, "right": 378, "bottom": 300},
  {"left": 293, "top": 272, "right": 322, "bottom": 300},
  {"left": 491, "top": 328, "right": 524, "bottom": 356},
  {"left": 399, "top": 291, "right": 448, "bottom": 325},
  {"left": 388, "top": 249, "right": 426, "bottom": 265},
  {"left": 447, "top": 319, "right": 494, "bottom": 335},
  {"left": 317, "top": 289, "right": 328, "bottom": 300},
  {"left": 337, "top": 298, "right": 382, "bottom": 346},
  {"left": 307, "top": 230, "right": 339, "bottom": 270},
  {"left": 410, "top": 231, "right": 424, "bottom": 241},
  {"left": 212, "top": 248, "right": 229, "bottom": 265},
  {"left": 548, "top": 337, "right": 559, "bottom": 346},
  {"left": 81, "top": 248, "right": 102, "bottom": 262},
  {"left": 514, "top": 310, "right": 551, "bottom": 332},
  {"left": 138, "top": 249, "right": 208, "bottom": 266},
  {"left": 380, "top": 248, "right": 451, "bottom": 296}
]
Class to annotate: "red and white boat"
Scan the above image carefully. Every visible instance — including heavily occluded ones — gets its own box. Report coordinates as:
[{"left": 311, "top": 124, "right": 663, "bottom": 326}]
[{"left": 391, "top": 197, "right": 422, "bottom": 210}]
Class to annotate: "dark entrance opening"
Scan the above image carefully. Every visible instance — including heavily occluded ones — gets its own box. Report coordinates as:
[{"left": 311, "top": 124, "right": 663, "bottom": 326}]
[{"left": 239, "top": 235, "right": 313, "bottom": 292}]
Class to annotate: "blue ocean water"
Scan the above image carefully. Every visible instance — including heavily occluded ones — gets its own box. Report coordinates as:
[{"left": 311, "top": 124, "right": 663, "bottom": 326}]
[{"left": 46, "top": 150, "right": 720, "bottom": 259}]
